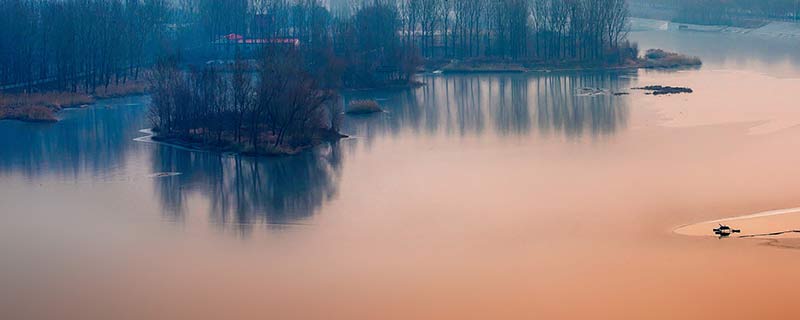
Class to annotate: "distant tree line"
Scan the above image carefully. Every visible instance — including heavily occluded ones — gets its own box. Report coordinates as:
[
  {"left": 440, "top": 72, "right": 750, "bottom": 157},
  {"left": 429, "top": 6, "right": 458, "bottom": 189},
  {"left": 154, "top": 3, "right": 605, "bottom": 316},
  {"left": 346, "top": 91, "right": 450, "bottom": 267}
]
[
  {"left": 177, "top": 0, "right": 419, "bottom": 89},
  {"left": 183, "top": 0, "right": 634, "bottom": 64},
  {"left": 2, "top": 0, "right": 636, "bottom": 91},
  {"left": 0, "top": 0, "right": 168, "bottom": 91},
  {"left": 1, "top": 0, "right": 641, "bottom": 151},
  {"left": 393, "top": 0, "right": 632, "bottom": 62}
]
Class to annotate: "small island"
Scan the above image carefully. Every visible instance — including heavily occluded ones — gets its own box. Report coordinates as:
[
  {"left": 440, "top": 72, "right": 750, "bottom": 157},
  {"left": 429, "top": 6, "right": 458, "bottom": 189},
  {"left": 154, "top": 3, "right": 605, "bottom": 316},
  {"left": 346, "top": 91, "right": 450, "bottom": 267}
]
[
  {"left": 345, "top": 100, "right": 384, "bottom": 115},
  {"left": 148, "top": 53, "right": 347, "bottom": 156},
  {"left": 637, "top": 49, "right": 702, "bottom": 69}
]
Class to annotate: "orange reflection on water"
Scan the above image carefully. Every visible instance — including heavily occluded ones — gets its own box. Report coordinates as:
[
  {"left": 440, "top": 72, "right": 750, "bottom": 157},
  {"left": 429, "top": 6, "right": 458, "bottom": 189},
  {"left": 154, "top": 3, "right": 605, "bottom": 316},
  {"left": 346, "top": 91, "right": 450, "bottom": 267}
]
[{"left": 4, "top": 29, "right": 800, "bottom": 319}]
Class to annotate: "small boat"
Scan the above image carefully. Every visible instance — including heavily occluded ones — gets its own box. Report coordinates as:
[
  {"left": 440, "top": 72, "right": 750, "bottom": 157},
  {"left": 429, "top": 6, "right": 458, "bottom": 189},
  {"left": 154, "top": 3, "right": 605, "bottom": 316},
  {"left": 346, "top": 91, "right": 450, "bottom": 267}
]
[{"left": 713, "top": 224, "right": 741, "bottom": 237}]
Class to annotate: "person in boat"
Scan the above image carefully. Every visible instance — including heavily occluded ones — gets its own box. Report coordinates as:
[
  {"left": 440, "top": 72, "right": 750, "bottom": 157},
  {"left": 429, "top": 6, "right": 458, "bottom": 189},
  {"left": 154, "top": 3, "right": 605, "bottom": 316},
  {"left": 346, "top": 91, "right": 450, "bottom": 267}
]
[{"left": 713, "top": 224, "right": 741, "bottom": 236}]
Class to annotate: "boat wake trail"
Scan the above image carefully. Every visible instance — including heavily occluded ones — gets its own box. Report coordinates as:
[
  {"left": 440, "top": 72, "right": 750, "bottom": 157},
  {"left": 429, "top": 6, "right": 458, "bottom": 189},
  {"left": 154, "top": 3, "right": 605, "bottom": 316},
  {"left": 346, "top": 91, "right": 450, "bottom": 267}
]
[
  {"left": 738, "top": 230, "right": 800, "bottom": 238},
  {"left": 674, "top": 207, "right": 800, "bottom": 247}
]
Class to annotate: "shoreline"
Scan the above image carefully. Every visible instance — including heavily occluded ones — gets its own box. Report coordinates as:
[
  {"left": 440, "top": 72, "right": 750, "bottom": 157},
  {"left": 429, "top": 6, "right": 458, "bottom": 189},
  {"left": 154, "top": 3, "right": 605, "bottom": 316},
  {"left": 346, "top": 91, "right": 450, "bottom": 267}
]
[
  {"left": 431, "top": 50, "right": 702, "bottom": 74},
  {"left": 342, "top": 80, "right": 426, "bottom": 92},
  {"left": 145, "top": 129, "right": 348, "bottom": 157},
  {"left": 0, "top": 80, "right": 149, "bottom": 123},
  {"left": 435, "top": 60, "right": 702, "bottom": 74},
  {"left": 3, "top": 48, "right": 700, "bottom": 124}
]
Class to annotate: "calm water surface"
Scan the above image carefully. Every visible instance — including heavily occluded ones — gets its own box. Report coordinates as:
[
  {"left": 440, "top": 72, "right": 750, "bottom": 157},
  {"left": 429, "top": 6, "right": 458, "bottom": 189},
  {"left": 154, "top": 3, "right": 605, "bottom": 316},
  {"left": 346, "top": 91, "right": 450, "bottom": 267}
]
[{"left": 3, "top": 24, "right": 800, "bottom": 319}]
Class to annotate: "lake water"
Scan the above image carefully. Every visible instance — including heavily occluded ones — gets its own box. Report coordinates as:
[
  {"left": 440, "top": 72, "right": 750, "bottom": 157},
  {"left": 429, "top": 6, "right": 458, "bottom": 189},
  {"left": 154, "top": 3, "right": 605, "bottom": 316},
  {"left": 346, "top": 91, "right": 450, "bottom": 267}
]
[{"left": 4, "top": 23, "right": 800, "bottom": 319}]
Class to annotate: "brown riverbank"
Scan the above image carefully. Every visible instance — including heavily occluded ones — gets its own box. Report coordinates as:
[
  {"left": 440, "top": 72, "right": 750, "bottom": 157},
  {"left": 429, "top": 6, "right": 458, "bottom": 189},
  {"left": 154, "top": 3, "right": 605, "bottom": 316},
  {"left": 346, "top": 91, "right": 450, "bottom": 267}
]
[{"left": 0, "top": 80, "right": 149, "bottom": 122}]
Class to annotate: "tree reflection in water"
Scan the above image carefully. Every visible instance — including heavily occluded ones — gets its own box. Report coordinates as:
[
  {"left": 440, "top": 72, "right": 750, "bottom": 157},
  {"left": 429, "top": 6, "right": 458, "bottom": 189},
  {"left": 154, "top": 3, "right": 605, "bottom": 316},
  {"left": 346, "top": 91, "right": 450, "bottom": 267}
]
[
  {"left": 151, "top": 143, "right": 343, "bottom": 234},
  {"left": 0, "top": 73, "right": 630, "bottom": 237},
  {"left": 533, "top": 73, "right": 630, "bottom": 137},
  {"left": 0, "top": 96, "right": 148, "bottom": 180},
  {"left": 343, "top": 72, "right": 631, "bottom": 140}
]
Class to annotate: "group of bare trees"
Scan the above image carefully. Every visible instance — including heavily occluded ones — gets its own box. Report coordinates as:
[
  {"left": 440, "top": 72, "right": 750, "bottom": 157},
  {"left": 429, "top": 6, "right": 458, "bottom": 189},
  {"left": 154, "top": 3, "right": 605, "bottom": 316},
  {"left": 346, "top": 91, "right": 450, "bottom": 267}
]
[
  {"left": 149, "top": 48, "right": 341, "bottom": 153},
  {"left": 308, "top": 0, "right": 633, "bottom": 63},
  {"left": 333, "top": 1, "right": 421, "bottom": 88},
  {"left": 392, "top": 0, "right": 633, "bottom": 62},
  {"left": 181, "top": 0, "right": 633, "bottom": 83},
  {"left": 2, "top": 0, "right": 635, "bottom": 92},
  {"left": 1, "top": 0, "right": 640, "bottom": 151},
  {"left": 0, "top": 0, "right": 168, "bottom": 91},
  {"left": 298, "top": 0, "right": 633, "bottom": 63},
  {"left": 168, "top": 0, "right": 416, "bottom": 88},
  {"left": 173, "top": 0, "right": 634, "bottom": 79}
]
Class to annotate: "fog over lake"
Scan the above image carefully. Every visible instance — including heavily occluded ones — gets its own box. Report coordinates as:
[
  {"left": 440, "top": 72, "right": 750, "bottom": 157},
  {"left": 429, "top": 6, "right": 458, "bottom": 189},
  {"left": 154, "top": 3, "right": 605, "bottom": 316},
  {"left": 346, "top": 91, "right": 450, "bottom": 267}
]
[{"left": 3, "top": 21, "right": 800, "bottom": 319}]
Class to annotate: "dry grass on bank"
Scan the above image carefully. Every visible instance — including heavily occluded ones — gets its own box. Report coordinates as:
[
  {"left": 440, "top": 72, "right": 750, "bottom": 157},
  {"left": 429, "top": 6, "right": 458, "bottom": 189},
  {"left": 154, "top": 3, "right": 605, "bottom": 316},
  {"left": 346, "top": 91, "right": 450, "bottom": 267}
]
[
  {"left": 1, "top": 79, "right": 150, "bottom": 122},
  {"left": 0, "top": 92, "right": 91, "bottom": 122},
  {"left": 642, "top": 49, "right": 702, "bottom": 68},
  {"left": 0, "top": 104, "right": 58, "bottom": 122},
  {"left": 94, "top": 79, "right": 150, "bottom": 99}
]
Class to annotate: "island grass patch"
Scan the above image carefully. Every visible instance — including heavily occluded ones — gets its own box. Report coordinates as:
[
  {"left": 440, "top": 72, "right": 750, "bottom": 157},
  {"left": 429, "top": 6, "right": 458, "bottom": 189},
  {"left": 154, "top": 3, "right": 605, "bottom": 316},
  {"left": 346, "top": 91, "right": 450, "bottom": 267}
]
[
  {"left": 148, "top": 52, "right": 347, "bottom": 157},
  {"left": 641, "top": 49, "right": 702, "bottom": 68},
  {"left": 346, "top": 100, "right": 383, "bottom": 114},
  {"left": 0, "top": 92, "right": 90, "bottom": 122}
]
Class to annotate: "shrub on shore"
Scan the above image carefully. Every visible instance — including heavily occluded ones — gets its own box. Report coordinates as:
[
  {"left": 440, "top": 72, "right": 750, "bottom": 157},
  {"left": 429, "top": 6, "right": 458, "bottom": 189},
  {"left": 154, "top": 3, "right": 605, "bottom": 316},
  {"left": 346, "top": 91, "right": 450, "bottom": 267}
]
[
  {"left": 642, "top": 49, "right": 702, "bottom": 68},
  {"left": 346, "top": 100, "right": 383, "bottom": 114}
]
